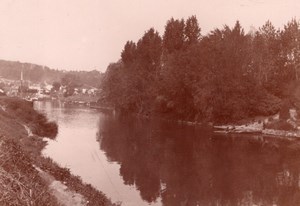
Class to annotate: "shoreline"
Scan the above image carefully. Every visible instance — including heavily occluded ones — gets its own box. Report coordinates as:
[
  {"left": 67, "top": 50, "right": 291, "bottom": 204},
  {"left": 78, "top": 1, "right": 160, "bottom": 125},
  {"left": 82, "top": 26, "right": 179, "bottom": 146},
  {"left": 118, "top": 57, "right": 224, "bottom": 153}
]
[
  {"left": 0, "top": 97, "right": 117, "bottom": 206},
  {"left": 3, "top": 97, "right": 299, "bottom": 206},
  {"left": 33, "top": 99, "right": 300, "bottom": 139},
  {"left": 213, "top": 121, "right": 300, "bottom": 138}
]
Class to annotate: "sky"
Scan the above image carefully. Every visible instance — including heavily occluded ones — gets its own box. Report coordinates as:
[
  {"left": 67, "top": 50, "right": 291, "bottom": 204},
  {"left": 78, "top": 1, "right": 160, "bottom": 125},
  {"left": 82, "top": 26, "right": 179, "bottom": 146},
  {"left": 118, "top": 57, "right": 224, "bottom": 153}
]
[{"left": 0, "top": 0, "right": 299, "bottom": 72}]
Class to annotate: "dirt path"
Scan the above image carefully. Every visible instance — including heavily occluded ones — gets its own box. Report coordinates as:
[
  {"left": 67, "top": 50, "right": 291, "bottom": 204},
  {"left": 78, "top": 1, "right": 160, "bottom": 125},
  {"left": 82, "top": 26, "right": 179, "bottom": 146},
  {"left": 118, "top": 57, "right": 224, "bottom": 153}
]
[{"left": 34, "top": 166, "right": 88, "bottom": 206}]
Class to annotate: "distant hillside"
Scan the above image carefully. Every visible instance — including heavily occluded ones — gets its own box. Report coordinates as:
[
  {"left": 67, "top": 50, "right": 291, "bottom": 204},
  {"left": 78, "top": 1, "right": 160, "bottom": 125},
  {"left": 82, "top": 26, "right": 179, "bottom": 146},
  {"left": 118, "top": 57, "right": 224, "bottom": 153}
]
[{"left": 0, "top": 60, "right": 103, "bottom": 88}]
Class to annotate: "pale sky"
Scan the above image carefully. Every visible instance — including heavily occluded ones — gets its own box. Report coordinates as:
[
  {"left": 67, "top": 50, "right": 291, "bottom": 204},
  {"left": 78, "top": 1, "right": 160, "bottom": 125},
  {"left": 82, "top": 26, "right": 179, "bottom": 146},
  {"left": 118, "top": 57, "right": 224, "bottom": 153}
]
[{"left": 0, "top": 0, "right": 299, "bottom": 72}]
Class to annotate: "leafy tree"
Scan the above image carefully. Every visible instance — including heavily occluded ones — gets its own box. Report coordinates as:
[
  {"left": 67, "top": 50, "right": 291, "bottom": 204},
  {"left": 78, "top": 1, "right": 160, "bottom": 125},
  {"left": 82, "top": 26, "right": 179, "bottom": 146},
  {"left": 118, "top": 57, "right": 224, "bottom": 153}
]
[
  {"left": 135, "top": 28, "right": 162, "bottom": 80},
  {"left": 163, "top": 18, "right": 185, "bottom": 54},
  {"left": 250, "top": 21, "right": 281, "bottom": 94},
  {"left": 102, "top": 17, "right": 300, "bottom": 123},
  {"left": 281, "top": 19, "right": 300, "bottom": 81},
  {"left": 121, "top": 41, "right": 137, "bottom": 66},
  {"left": 123, "top": 28, "right": 162, "bottom": 113},
  {"left": 101, "top": 62, "right": 124, "bottom": 107},
  {"left": 184, "top": 15, "right": 201, "bottom": 45}
]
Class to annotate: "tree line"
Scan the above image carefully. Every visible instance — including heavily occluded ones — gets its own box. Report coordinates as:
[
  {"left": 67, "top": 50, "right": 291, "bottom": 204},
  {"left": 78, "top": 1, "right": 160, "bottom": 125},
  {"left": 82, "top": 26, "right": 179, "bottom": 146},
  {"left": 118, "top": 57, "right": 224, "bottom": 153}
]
[
  {"left": 0, "top": 60, "right": 103, "bottom": 88},
  {"left": 102, "top": 16, "right": 300, "bottom": 123}
]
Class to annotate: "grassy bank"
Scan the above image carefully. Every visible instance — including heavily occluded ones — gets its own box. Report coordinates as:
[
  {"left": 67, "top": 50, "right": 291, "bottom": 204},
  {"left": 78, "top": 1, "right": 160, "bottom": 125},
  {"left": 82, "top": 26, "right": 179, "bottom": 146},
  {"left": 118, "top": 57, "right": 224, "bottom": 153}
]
[
  {"left": 0, "top": 96, "right": 116, "bottom": 206},
  {"left": 0, "top": 137, "right": 57, "bottom": 205}
]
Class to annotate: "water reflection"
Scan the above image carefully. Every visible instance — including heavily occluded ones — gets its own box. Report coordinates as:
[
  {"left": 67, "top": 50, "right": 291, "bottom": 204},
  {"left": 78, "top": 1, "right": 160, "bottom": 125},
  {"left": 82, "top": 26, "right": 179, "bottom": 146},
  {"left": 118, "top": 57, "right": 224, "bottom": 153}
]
[
  {"left": 35, "top": 101, "right": 160, "bottom": 206},
  {"left": 98, "top": 115, "right": 300, "bottom": 206},
  {"left": 35, "top": 101, "right": 300, "bottom": 206}
]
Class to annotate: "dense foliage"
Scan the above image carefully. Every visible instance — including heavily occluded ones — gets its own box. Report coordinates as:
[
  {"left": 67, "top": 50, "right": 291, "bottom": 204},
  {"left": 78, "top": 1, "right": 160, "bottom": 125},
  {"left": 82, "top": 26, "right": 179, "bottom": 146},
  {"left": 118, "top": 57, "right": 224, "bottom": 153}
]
[{"left": 102, "top": 17, "right": 300, "bottom": 123}]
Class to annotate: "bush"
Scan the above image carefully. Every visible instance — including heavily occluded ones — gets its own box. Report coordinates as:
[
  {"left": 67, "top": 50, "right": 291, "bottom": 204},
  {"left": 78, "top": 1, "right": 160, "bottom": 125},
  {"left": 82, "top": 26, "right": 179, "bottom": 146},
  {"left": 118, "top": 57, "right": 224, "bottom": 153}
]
[
  {"left": 37, "top": 121, "right": 58, "bottom": 138},
  {"left": 251, "top": 91, "right": 281, "bottom": 116}
]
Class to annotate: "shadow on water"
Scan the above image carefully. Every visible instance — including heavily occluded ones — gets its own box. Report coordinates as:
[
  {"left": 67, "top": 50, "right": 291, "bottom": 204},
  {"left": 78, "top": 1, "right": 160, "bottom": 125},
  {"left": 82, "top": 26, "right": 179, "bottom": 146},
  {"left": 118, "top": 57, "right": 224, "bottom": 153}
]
[{"left": 98, "top": 115, "right": 300, "bottom": 206}]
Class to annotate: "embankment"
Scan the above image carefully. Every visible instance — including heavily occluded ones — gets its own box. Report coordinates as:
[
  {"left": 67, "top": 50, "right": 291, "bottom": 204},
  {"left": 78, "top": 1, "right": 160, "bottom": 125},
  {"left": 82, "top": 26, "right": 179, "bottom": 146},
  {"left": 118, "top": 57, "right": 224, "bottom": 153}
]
[
  {"left": 214, "top": 111, "right": 300, "bottom": 138},
  {"left": 0, "top": 97, "right": 117, "bottom": 206}
]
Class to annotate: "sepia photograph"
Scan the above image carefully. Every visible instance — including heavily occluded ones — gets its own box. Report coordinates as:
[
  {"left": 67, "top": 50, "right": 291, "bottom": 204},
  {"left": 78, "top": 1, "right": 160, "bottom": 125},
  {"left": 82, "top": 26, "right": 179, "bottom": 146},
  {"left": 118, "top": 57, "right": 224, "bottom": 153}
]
[{"left": 0, "top": 0, "right": 300, "bottom": 205}]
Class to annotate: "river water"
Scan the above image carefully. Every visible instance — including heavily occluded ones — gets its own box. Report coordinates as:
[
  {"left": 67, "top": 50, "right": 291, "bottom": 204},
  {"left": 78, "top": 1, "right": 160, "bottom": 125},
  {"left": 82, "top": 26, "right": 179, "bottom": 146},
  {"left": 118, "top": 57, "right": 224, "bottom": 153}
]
[{"left": 34, "top": 101, "right": 300, "bottom": 206}]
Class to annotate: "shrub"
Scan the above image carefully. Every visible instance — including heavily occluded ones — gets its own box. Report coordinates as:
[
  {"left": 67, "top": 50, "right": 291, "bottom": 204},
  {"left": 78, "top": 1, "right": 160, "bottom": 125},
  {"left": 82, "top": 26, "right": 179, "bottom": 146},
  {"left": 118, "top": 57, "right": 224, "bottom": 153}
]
[{"left": 252, "top": 91, "right": 281, "bottom": 116}]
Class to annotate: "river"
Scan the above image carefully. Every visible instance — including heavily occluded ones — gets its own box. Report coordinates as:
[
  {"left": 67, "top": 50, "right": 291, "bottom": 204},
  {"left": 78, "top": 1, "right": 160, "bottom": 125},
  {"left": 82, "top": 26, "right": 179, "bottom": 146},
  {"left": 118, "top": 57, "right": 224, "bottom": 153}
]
[{"left": 34, "top": 101, "right": 300, "bottom": 206}]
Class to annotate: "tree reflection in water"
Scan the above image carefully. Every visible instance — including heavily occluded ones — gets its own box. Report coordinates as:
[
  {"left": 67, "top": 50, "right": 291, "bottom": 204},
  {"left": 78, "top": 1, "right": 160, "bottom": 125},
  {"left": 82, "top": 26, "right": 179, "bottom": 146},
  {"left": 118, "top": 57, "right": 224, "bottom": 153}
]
[{"left": 98, "top": 115, "right": 300, "bottom": 206}]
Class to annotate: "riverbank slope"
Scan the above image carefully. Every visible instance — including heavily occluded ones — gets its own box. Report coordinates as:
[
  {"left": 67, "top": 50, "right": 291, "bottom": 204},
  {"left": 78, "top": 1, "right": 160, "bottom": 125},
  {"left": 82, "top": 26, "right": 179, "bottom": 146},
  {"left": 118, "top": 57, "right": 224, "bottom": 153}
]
[{"left": 0, "top": 97, "right": 116, "bottom": 206}]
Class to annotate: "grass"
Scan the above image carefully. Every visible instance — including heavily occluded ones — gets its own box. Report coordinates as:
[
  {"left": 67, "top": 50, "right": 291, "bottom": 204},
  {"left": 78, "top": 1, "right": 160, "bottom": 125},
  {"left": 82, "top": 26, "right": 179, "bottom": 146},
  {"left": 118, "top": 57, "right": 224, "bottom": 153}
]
[
  {"left": 37, "top": 157, "right": 117, "bottom": 206},
  {"left": 0, "top": 137, "right": 59, "bottom": 206}
]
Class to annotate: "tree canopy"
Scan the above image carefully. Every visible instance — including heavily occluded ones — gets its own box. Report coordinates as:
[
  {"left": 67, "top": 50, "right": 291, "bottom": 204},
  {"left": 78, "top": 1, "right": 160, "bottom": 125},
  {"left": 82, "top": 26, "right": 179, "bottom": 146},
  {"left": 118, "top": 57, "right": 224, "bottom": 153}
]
[{"left": 102, "top": 17, "right": 300, "bottom": 123}]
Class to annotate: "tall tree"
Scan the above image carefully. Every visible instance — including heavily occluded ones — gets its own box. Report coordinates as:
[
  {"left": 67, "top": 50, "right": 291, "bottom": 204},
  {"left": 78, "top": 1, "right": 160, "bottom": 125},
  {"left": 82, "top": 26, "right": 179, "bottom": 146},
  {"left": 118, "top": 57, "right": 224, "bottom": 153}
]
[
  {"left": 133, "top": 28, "right": 162, "bottom": 112},
  {"left": 163, "top": 18, "right": 185, "bottom": 54},
  {"left": 101, "top": 62, "right": 125, "bottom": 108},
  {"left": 184, "top": 15, "right": 201, "bottom": 45},
  {"left": 136, "top": 28, "right": 162, "bottom": 72},
  {"left": 251, "top": 20, "right": 280, "bottom": 87},
  {"left": 121, "top": 41, "right": 137, "bottom": 66},
  {"left": 281, "top": 19, "right": 300, "bottom": 80},
  {"left": 102, "top": 18, "right": 289, "bottom": 122}
]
